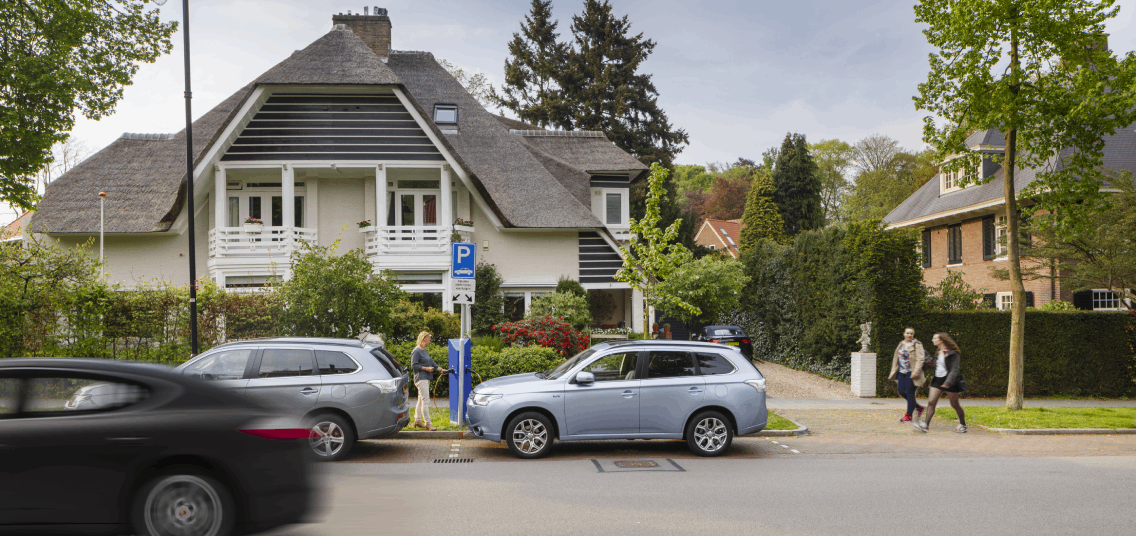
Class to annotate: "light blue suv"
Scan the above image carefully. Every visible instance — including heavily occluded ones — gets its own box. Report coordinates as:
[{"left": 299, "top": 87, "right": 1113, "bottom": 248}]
[{"left": 465, "top": 340, "right": 767, "bottom": 458}]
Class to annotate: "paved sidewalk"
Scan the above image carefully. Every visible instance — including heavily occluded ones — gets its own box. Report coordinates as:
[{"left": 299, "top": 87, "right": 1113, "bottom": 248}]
[{"left": 768, "top": 397, "right": 1136, "bottom": 410}]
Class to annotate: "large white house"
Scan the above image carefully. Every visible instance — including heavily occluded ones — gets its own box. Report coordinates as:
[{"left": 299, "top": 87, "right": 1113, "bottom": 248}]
[{"left": 29, "top": 10, "right": 648, "bottom": 329}]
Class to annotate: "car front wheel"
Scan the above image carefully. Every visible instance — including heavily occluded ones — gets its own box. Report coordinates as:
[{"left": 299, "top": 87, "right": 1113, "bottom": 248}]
[
  {"left": 686, "top": 410, "right": 733, "bottom": 457},
  {"left": 307, "top": 413, "right": 355, "bottom": 462},
  {"left": 131, "top": 471, "right": 235, "bottom": 536},
  {"left": 505, "top": 412, "right": 554, "bottom": 459}
]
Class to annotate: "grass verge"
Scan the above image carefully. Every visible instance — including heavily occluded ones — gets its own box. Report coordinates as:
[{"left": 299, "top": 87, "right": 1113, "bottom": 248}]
[
  {"left": 766, "top": 411, "right": 800, "bottom": 431},
  {"left": 931, "top": 407, "right": 1136, "bottom": 429}
]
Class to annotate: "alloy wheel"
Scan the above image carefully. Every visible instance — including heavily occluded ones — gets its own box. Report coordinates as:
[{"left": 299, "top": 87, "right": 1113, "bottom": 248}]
[
  {"left": 310, "top": 421, "right": 346, "bottom": 457},
  {"left": 694, "top": 417, "right": 728, "bottom": 453},
  {"left": 511, "top": 418, "right": 548, "bottom": 454},
  {"left": 143, "top": 475, "right": 224, "bottom": 536}
]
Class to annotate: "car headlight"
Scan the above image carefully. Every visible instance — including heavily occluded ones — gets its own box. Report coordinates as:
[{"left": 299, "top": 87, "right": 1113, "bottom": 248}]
[
  {"left": 367, "top": 379, "right": 400, "bottom": 393},
  {"left": 744, "top": 378, "right": 767, "bottom": 393},
  {"left": 470, "top": 393, "right": 502, "bottom": 406}
]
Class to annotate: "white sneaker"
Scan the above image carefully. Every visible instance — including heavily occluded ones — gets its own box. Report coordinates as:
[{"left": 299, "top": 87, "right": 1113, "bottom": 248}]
[
  {"left": 954, "top": 425, "right": 968, "bottom": 433},
  {"left": 913, "top": 420, "right": 928, "bottom": 433}
]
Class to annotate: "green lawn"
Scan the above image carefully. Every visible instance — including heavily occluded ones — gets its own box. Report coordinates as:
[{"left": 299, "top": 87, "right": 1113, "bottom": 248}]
[
  {"left": 408, "top": 407, "right": 803, "bottom": 432},
  {"left": 931, "top": 407, "right": 1136, "bottom": 429},
  {"left": 766, "top": 411, "right": 800, "bottom": 431}
]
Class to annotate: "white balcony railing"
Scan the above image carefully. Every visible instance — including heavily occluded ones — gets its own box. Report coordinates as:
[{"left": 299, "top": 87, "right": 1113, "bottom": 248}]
[
  {"left": 363, "top": 225, "right": 452, "bottom": 256},
  {"left": 208, "top": 226, "right": 318, "bottom": 258}
]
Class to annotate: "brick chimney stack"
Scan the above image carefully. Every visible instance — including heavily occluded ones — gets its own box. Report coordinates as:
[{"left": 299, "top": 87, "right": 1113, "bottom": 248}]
[{"left": 333, "top": 7, "right": 391, "bottom": 60}]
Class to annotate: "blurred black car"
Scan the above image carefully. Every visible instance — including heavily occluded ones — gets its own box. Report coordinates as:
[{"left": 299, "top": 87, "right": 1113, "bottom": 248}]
[
  {"left": 693, "top": 325, "right": 754, "bottom": 360},
  {"left": 0, "top": 358, "right": 313, "bottom": 536}
]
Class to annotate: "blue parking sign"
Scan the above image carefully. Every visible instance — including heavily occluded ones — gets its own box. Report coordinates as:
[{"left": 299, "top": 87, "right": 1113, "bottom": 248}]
[{"left": 451, "top": 243, "right": 476, "bottom": 279}]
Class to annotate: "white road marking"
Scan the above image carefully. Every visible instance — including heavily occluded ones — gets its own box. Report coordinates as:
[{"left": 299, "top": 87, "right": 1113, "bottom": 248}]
[{"left": 791, "top": 449, "right": 800, "bottom": 453}]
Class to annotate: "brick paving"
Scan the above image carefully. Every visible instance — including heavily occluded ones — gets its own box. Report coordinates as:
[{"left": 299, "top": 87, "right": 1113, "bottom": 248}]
[{"left": 346, "top": 408, "right": 1136, "bottom": 464}]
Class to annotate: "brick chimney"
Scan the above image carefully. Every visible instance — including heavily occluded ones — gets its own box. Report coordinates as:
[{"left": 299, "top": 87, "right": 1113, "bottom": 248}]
[{"left": 333, "top": 7, "right": 391, "bottom": 60}]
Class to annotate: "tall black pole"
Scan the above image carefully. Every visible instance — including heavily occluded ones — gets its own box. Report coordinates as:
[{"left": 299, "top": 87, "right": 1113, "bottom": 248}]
[{"left": 182, "top": 0, "right": 198, "bottom": 355}]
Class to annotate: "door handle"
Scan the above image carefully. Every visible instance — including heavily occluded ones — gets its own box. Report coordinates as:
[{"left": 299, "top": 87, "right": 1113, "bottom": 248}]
[
  {"left": 300, "top": 387, "right": 319, "bottom": 395},
  {"left": 688, "top": 387, "right": 703, "bottom": 394},
  {"left": 622, "top": 390, "right": 636, "bottom": 399}
]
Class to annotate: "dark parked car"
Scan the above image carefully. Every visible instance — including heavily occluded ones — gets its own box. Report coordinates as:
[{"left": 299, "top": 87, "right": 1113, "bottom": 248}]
[
  {"left": 694, "top": 325, "right": 754, "bottom": 360},
  {"left": 0, "top": 358, "right": 313, "bottom": 536}
]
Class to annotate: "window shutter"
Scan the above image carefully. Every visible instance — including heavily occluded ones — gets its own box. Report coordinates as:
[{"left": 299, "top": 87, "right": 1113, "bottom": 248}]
[
  {"left": 1072, "top": 290, "right": 1092, "bottom": 310},
  {"left": 983, "top": 293, "right": 996, "bottom": 308},
  {"left": 1025, "top": 291, "right": 1034, "bottom": 308},
  {"left": 922, "top": 231, "right": 931, "bottom": 268},
  {"left": 982, "top": 216, "right": 994, "bottom": 260}
]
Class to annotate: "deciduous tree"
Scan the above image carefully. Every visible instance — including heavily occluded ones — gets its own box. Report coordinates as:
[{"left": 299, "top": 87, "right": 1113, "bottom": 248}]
[
  {"left": 809, "top": 139, "right": 854, "bottom": 224},
  {"left": 616, "top": 164, "right": 698, "bottom": 338},
  {"left": 656, "top": 256, "right": 748, "bottom": 336},
  {"left": 438, "top": 59, "right": 494, "bottom": 108},
  {"left": 913, "top": 0, "right": 1136, "bottom": 409},
  {"left": 0, "top": 0, "right": 176, "bottom": 211},
  {"left": 842, "top": 150, "right": 937, "bottom": 221}
]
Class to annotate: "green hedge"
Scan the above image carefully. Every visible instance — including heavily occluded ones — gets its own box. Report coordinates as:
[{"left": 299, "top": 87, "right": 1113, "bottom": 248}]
[
  {"left": 876, "top": 311, "right": 1136, "bottom": 398},
  {"left": 384, "top": 341, "right": 563, "bottom": 397},
  {"left": 723, "top": 220, "right": 923, "bottom": 381}
]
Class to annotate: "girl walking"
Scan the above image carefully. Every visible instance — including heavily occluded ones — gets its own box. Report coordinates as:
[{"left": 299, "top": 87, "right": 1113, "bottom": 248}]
[
  {"left": 914, "top": 332, "right": 967, "bottom": 433},
  {"left": 888, "top": 327, "right": 926, "bottom": 422}
]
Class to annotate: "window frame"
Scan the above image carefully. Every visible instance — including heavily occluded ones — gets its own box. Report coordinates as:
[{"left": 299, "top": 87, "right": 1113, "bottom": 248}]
[
  {"left": 253, "top": 348, "right": 317, "bottom": 379},
  {"left": 315, "top": 350, "right": 363, "bottom": 376},
  {"left": 921, "top": 230, "right": 932, "bottom": 268},
  {"left": 602, "top": 188, "right": 628, "bottom": 228},
  {"left": 581, "top": 351, "right": 640, "bottom": 382},
  {"left": 693, "top": 351, "right": 738, "bottom": 376},
  {"left": 644, "top": 350, "right": 698, "bottom": 379},
  {"left": 6, "top": 371, "right": 153, "bottom": 418},
  {"left": 947, "top": 224, "right": 963, "bottom": 265},
  {"left": 433, "top": 104, "right": 458, "bottom": 125},
  {"left": 1091, "top": 289, "right": 1126, "bottom": 311},
  {"left": 996, "top": 291, "right": 1013, "bottom": 311},
  {"left": 181, "top": 347, "right": 257, "bottom": 381}
]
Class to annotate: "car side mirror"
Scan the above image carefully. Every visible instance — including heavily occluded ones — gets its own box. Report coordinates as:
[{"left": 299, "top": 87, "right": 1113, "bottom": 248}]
[{"left": 575, "top": 371, "right": 595, "bottom": 385}]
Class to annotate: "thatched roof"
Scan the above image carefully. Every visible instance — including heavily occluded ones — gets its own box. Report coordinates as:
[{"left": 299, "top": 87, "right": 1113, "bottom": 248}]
[
  {"left": 34, "top": 22, "right": 648, "bottom": 232},
  {"left": 387, "top": 51, "right": 601, "bottom": 228},
  {"left": 30, "top": 85, "right": 256, "bottom": 234}
]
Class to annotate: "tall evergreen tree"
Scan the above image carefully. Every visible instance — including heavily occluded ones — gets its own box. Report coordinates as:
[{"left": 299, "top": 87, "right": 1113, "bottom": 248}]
[
  {"left": 739, "top": 173, "right": 786, "bottom": 252},
  {"left": 563, "top": 0, "right": 689, "bottom": 168},
  {"left": 491, "top": 0, "right": 570, "bottom": 128},
  {"left": 771, "top": 133, "right": 823, "bottom": 235}
]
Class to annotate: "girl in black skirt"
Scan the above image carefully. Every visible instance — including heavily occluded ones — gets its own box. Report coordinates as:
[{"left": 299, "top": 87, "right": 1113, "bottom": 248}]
[{"left": 914, "top": 332, "right": 967, "bottom": 433}]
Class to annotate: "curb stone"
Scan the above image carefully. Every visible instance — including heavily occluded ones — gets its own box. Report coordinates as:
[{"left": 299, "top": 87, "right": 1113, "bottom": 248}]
[
  {"left": 984, "top": 427, "right": 1136, "bottom": 435},
  {"left": 757, "top": 414, "right": 809, "bottom": 437}
]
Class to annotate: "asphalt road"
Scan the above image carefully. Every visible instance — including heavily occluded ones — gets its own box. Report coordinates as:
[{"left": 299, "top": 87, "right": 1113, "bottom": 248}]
[{"left": 264, "top": 455, "right": 1136, "bottom": 536}]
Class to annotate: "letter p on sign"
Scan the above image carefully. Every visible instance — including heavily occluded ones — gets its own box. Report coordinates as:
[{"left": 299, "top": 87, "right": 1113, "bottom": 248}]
[{"left": 451, "top": 242, "right": 476, "bottom": 279}]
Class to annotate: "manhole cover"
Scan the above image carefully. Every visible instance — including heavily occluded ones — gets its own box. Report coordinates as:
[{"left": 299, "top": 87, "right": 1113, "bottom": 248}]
[{"left": 614, "top": 460, "right": 659, "bottom": 468}]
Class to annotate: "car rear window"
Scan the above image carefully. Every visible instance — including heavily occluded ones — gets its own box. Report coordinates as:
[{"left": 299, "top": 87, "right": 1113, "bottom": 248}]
[
  {"left": 316, "top": 351, "right": 360, "bottom": 375},
  {"left": 647, "top": 351, "right": 696, "bottom": 378},
  {"left": 694, "top": 352, "right": 737, "bottom": 375},
  {"left": 709, "top": 327, "right": 744, "bottom": 336},
  {"left": 370, "top": 348, "right": 406, "bottom": 377}
]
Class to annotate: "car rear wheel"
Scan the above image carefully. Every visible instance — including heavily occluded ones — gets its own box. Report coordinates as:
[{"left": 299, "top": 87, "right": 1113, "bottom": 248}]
[
  {"left": 306, "top": 413, "right": 355, "bottom": 462},
  {"left": 131, "top": 471, "right": 235, "bottom": 536},
  {"left": 505, "top": 412, "right": 554, "bottom": 459},
  {"left": 686, "top": 410, "right": 733, "bottom": 457}
]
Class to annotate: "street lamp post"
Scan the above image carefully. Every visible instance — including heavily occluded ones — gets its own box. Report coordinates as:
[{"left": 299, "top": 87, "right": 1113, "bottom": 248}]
[
  {"left": 98, "top": 191, "right": 106, "bottom": 263},
  {"left": 155, "top": 0, "right": 199, "bottom": 355}
]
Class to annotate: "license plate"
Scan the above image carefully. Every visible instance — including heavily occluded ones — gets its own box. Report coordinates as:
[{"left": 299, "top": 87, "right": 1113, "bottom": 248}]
[{"left": 726, "top": 341, "right": 740, "bottom": 346}]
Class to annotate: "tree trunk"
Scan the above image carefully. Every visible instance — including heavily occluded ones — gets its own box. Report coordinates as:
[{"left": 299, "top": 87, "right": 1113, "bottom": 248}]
[{"left": 1004, "top": 32, "right": 1026, "bottom": 411}]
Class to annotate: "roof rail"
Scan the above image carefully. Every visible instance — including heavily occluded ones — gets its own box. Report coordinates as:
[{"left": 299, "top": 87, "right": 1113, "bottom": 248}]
[{"left": 214, "top": 337, "right": 367, "bottom": 348}]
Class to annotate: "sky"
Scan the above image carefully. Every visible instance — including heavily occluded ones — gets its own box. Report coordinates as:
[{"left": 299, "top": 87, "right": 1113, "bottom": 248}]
[{"left": 5, "top": 0, "right": 1136, "bottom": 225}]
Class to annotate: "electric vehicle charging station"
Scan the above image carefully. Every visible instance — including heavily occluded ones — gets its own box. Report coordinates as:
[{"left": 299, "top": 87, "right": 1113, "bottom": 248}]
[{"left": 449, "top": 242, "right": 476, "bottom": 425}]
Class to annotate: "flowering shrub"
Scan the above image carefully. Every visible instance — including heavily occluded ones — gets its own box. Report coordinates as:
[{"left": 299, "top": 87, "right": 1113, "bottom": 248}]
[
  {"left": 493, "top": 314, "right": 589, "bottom": 357},
  {"left": 590, "top": 327, "right": 631, "bottom": 335},
  {"left": 358, "top": 220, "right": 372, "bottom": 228},
  {"left": 244, "top": 217, "right": 263, "bottom": 224}
]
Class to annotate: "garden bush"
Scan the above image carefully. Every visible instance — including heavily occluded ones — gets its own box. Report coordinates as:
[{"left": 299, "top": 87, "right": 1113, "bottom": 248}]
[
  {"left": 876, "top": 310, "right": 1136, "bottom": 398},
  {"left": 527, "top": 291, "right": 592, "bottom": 330},
  {"left": 494, "top": 315, "right": 590, "bottom": 357},
  {"left": 384, "top": 340, "right": 562, "bottom": 397},
  {"left": 386, "top": 300, "right": 460, "bottom": 344},
  {"left": 722, "top": 220, "right": 923, "bottom": 381}
]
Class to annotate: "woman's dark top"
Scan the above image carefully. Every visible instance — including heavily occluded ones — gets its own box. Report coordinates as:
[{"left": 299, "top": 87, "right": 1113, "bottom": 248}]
[
  {"left": 412, "top": 347, "right": 439, "bottom": 382},
  {"left": 941, "top": 348, "right": 963, "bottom": 388}
]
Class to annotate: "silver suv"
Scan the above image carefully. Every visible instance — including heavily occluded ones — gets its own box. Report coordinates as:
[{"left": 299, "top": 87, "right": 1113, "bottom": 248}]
[
  {"left": 465, "top": 340, "right": 768, "bottom": 459},
  {"left": 175, "top": 337, "right": 410, "bottom": 461}
]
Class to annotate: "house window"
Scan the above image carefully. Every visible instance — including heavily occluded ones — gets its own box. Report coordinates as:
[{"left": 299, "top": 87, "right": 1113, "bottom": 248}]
[
  {"left": 1092, "top": 290, "right": 1123, "bottom": 310},
  {"left": 227, "top": 197, "right": 239, "bottom": 227},
  {"left": 982, "top": 216, "right": 1007, "bottom": 260},
  {"left": 604, "top": 191, "right": 625, "bottom": 226},
  {"left": 921, "top": 230, "right": 931, "bottom": 268},
  {"left": 996, "top": 292, "right": 1013, "bottom": 311},
  {"left": 947, "top": 224, "right": 962, "bottom": 264},
  {"left": 995, "top": 216, "right": 1008, "bottom": 256},
  {"left": 248, "top": 197, "right": 261, "bottom": 221},
  {"left": 708, "top": 244, "right": 715, "bottom": 251},
  {"left": 433, "top": 104, "right": 458, "bottom": 124}
]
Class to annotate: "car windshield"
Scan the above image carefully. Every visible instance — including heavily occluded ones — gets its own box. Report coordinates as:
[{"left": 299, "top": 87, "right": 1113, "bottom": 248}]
[{"left": 543, "top": 348, "right": 596, "bottom": 380}]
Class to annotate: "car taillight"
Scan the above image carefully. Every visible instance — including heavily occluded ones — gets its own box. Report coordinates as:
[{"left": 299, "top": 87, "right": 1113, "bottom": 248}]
[
  {"left": 239, "top": 428, "right": 312, "bottom": 441},
  {"left": 742, "top": 339, "right": 751, "bottom": 345},
  {"left": 708, "top": 339, "right": 721, "bottom": 343}
]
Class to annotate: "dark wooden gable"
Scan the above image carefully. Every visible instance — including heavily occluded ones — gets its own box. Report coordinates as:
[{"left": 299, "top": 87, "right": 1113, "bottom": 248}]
[{"left": 221, "top": 92, "right": 443, "bottom": 162}]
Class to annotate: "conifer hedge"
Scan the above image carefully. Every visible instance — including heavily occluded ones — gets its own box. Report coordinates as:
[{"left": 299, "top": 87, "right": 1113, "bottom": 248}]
[{"left": 877, "top": 311, "right": 1136, "bottom": 398}]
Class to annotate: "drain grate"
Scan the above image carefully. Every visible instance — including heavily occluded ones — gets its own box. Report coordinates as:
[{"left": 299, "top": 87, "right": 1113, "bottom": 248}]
[
  {"left": 614, "top": 460, "right": 659, "bottom": 468},
  {"left": 434, "top": 458, "right": 474, "bottom": 463}
]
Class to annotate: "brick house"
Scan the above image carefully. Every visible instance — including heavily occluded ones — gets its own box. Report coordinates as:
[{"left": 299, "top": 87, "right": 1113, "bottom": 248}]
[
  {"left": 884, "top": 128, "right": 1135, "bottom": 311},
  {"left": 694, "top": 218, "right": 742, "bottom": 258},
  {"left": 28, "top": 9, "right": 650, "bottom": 330}
]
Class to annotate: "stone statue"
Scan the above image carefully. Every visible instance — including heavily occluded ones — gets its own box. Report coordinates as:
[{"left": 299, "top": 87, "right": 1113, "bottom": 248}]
[{"left": 857, "top": 322, "right": 872, "bottom": 353}]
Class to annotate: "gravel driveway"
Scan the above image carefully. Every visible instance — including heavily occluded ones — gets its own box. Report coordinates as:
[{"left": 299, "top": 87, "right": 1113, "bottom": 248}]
[{"left": 757, "top": 361, "right": 857, "bottom": 399}]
